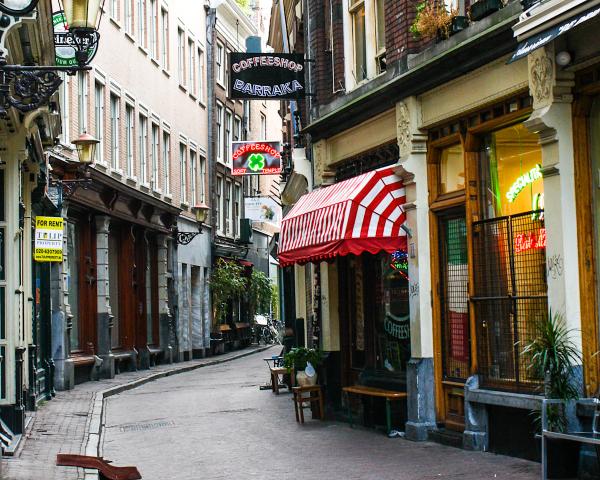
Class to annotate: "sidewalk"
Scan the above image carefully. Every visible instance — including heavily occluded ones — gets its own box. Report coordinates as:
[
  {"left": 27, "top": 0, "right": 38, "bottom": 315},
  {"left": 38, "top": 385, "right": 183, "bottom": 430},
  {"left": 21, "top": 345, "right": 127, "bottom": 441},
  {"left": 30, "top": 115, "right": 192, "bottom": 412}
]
[{"left": 0, "top": 346, "right": 271, "bottom": 480}]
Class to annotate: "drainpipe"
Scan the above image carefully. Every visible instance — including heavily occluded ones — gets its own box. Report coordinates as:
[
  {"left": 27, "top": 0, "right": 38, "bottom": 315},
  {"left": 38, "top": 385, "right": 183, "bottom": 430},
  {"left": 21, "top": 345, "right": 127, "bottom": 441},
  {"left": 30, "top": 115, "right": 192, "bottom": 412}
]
[{"left": 206, "top": 6, "right": 217, "bottom": 251}]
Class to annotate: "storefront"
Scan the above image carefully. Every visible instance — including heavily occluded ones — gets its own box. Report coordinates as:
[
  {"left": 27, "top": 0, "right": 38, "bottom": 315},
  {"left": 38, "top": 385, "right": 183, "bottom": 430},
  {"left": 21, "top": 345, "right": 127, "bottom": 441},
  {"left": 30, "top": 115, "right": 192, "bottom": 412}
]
[{"left": 50, "top": 158, "right": 180, "bottom": 388}]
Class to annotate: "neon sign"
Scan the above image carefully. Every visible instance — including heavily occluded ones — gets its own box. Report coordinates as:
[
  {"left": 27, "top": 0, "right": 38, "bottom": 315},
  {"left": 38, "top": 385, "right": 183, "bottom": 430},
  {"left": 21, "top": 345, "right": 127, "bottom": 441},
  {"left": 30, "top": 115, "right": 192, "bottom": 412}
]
[
  {"left": 232, "top": 141, "right": 282, "bottom": 176},
  {"left": 506, "top": 164, "right": 542, "bottom": 203},
  {"left": 514, "top": 227, "right": 546, "bottom": 254},
  {"left": 390, "top": 250, "right": 409, "bottom": 281}
]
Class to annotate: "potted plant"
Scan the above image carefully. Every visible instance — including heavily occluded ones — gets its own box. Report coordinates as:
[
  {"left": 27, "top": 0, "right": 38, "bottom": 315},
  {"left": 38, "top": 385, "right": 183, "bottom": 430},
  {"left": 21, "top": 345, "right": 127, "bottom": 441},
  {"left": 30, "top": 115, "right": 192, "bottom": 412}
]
[
  {"left": 283, "top": 347, "right": 323, "bottom": 386},
  {"left": 521, "top": 311, "right": 581, "bottom": 478},
  {"left": 449, "top": 15, "right": 469, "bottom": 36},
  {"left": 469, "top": 0, "right": 504, "bottom": 22},
  {"left": 410, "top": 1, "right": 458, "bottom": 41}
]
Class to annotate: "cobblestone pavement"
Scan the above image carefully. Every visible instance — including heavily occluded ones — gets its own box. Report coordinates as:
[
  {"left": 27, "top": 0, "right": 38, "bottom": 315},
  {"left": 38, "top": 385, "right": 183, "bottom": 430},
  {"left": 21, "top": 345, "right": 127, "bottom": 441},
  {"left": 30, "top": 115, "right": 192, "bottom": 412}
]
[
  {"left": 101, "top": 346, "right": 540, "bottom": 480},
  {"left": 0, "top": 346, "right": 269, "bottom": 480}
]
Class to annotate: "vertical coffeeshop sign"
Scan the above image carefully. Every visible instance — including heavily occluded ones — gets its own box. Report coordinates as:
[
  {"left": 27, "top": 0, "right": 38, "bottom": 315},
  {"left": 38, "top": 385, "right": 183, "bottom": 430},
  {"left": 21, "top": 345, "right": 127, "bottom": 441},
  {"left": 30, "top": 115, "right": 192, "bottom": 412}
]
[
  {"left": 229, "top": 53, "right": 305, "bottom": 100},
  {"left": 34, "top": 217, "right": 64, "bottom": 262},
  {"left": 53, "top": 11, "right": 99, "bottom": 67}
]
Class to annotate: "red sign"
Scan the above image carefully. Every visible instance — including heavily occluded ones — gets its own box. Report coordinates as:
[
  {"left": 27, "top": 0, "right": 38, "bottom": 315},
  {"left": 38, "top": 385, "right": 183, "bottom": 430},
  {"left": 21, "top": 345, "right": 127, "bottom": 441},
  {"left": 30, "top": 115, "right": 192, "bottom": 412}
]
[
  {"left": 232, "top": 141, "right": 282, "bottom": 176},
  {"left": 514, "top": 227, "right": 546, "bottom": 254}
]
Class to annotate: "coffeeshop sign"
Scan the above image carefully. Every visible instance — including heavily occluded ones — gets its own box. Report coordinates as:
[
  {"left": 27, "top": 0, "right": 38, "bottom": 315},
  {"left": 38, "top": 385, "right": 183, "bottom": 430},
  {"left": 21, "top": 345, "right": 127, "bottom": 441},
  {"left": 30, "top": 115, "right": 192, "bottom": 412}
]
[
  {"left": 229, "top": 53, "right": 305, "bottom": 100},
  {"left": 232, "top": 141, "right": 282, "bottom": 176}
]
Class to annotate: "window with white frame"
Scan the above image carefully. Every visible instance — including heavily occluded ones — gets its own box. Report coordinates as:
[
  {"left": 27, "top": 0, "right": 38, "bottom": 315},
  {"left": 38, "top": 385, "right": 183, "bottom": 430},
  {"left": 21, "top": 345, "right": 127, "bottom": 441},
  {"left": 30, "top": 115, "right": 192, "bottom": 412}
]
[
  {"left": 216, "top": 43, "right": 224, "bottom": 85},
  {"left": 59, "top": 73, "right": 70, "bottom": 145},
  {"left": 225, "top": 179, "right": 231, "bottom": 234},
  {"left": 149, "top": 0, "right": 158, "bottom": 59},
  {"left": 177, "top": 28, "right": 185, "bottom": 85},
  {"left": 234, "top": 115, "right": 242, "bottom": 142},
  {"left": 188, "top": 39, "right": 196, "bottom": 94},
  {"left": 199, "top": 155, "right": 206, "bottom": 202},
  {"left": 375, "top": 0, "right": 386, "bottom": 73},
  {"left": 216, "top": 175, "right": 222, "bottom": 232},
  {"left": 216, "top": 103, "right": 223, "bottom": 162},
  {"left": 225, "top": 110, "right": 232, "bottom": 165},
  {"left": 139, "top": 114, "right": 148, "bottom": 184},
  {"left": 349, "top": 0, "right": 367, "bottom": 83},
  {"left": 94, "top": 81, "right": 105, "bottom": 163},
  {"left": 125, "top": 0, "right": 133, "bottom": 34},
  {"left": 190, "top": 149, "right": 197, "bottom": 204},
  {"left": 224, "top": 48, "right": 230, "bottom": 93},
  {"left": 110, "top": 93, "right": 120, "bottom": 169},
  {"left": 160, "top": 8, "right": 169, "bottom": 69},
  {"left": 151, "top": 123, "right": 159, "bottom": 189},
  {"left": 260, "top": 113, "right": 266, "bottom": 140},
  {"left": 138, "top": 0, "right": 147, "bottom": 46},
  {"left": 125, "top": 104, "right": 134, "bottom": 176},
  {"left": 77, "top": 71, "right": 88, "bottom": 133},
  {"left": 162, "top": 131, "right": 171, "bottom": 194},
  {"left": 110, "top": 0, "right": 119, "bottom": 21},
  {"left": 179, "top": 142, "right": 187, "bottom": 203},
  {"left": 234, "top": 184, "right": 241, "bottom": 237},
  {"left": 198, "top": 47, "right": 204, "bottom": 100}
]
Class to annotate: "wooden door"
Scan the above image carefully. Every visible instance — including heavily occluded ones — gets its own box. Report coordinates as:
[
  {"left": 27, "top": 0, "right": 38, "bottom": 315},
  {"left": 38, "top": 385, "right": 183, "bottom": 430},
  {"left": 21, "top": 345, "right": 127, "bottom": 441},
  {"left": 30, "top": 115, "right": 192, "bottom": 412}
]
[{"left": 435, "top": 208, "right": 471, "bottom": 431}]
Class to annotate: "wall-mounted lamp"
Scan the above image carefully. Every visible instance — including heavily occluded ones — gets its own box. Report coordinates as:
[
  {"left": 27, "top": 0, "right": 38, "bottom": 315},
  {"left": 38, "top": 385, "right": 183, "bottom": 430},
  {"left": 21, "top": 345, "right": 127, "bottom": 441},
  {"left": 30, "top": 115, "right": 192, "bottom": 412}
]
[
  {"left": 556, "top": 51, "right": 572, "bottom": 67},
  {"left": 175, "top": 203, "right": 210, "bottom": 245}
]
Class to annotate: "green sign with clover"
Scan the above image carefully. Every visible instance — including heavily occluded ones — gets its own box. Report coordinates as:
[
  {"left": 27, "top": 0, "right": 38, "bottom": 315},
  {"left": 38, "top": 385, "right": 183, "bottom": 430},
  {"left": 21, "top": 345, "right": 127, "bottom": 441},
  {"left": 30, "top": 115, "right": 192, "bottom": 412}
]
[{"left": 231, "top": 141, "right": 282, "bottom": 176}]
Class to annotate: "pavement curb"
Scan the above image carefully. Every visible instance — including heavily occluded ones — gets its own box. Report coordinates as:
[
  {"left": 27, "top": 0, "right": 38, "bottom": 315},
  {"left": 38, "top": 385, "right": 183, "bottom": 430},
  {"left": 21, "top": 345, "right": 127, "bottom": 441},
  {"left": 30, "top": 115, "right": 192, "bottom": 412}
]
[{"left": 83, "top": 345, "right": 273, "bottom": 480}]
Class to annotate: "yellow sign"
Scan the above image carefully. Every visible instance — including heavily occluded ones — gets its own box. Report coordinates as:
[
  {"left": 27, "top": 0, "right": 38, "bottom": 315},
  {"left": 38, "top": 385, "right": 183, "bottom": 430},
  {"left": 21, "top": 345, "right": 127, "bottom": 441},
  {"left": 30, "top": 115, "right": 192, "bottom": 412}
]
[{"left": 34, "top": 216, "right": 64, "bottom": 262}]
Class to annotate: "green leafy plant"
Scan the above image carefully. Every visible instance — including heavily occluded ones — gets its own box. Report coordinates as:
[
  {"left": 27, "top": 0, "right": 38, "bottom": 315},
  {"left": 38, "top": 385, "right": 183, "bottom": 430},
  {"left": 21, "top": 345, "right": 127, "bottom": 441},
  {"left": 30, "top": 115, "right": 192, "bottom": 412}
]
[
  {"left": 410, "top": 0, "right": 458, "bottom": 40},
  {"left": 521, "top": 311, "right": 582, "bottom": 432},
  {"left": 247, "top": 270, "right": 273, "bottom": 321},
  {"left": 209, "top": 258, "right": 247, "bottom": 324},
  {"left": 283, "top": 347, "right": 323, "bottom": 373}
]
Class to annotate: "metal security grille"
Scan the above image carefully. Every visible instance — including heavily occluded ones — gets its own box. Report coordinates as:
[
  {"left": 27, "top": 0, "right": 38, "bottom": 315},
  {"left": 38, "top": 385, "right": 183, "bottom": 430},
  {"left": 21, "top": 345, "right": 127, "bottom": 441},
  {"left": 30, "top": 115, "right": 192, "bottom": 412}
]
[
  {"left": 471, "top": 210, "right": 547, "bottom": 392},
  {"left": 439, "top": 213, "right": 470, "bottom": 382}
]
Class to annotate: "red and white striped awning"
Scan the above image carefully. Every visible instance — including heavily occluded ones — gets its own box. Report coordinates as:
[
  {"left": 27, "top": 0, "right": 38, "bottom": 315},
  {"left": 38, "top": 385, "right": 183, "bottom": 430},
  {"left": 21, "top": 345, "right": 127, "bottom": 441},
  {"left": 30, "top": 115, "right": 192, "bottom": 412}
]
[{"left": 279, "top": 166, "right": 407, "bottom": 267}]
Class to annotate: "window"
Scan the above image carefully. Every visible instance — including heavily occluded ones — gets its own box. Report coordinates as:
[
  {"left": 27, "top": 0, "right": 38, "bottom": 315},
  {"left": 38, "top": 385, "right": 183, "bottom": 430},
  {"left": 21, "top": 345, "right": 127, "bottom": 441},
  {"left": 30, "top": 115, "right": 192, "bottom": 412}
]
[
  {"left": 137, "top": 0, "right": 146, "bottom": 46},
  {"left": 139, "top": 114, "right": 148, "bottom": 184},
  {"left": 375, "top": 0, "right": 386, "bottom": 73},
  {"left": 225, "top": 110, "right": 232, "bottom": 164},
  {"left": 350, "top": 0, "right": 367, "bottom": 82},
  {"left": 94, "top": 82, "right": 105, "bottom": 163},
  {"left": 177, "top": 28, "right": 185, "bottom": 85},
  {"left": 225, "top": 179, "right": 231, "bottom": 234},
  {"left": 216, "top": 103, "right": 223, "bottom": 162},
  {"left": 216, "top": 43, "right": 224, "bottom": 84},
  {"left": 188, "top": 39, "right": 196, "bottom": 94},
  {"left": 125, "top": 0, "right": 133, "bottom": 34},
  {"left": 110, "top": 94, "right": 120, "bottom": 169},
  {"left": 110, "top": 0, "right": 119, "bottom": 21},
  {"left": 179, "top": 142, "right": 187, "bottom": 202},
  {"left": 162, "top": 131, "right": 171, "bottom": 194},
  {"left": 224, "top": 48, "right": 230, "bottom": 92},
  {"left": 77, "top": 71, "right": 88, "bottom": 133},
  {"left": 151, "top": 123, "right": 159, "bottom": 189},
  {"left": 260, "top": 113, "right": 266, "bottom": 140},
  {"left": 234, "top": 184, "right": 241, "bottom": 237},
  {"left": 439, "top": 144, "right": 465, "bottom": 194},
  {"left": 190, "top": 149, "right": 197, "bottom": 204},
  {"left": 216, "top": 175, "right": 222, "bottom": 232},
  {"left": 199, "top": 156, "right": 206, "bottom": 202},
  {"left": 234, "top": 116, "right": 242, "bottom": 142},
  {"left": 198, "top": 48, "right": 204, "bottom": 100},
  {"left": 149, "top": 0, "right": 158, "bottom": 58},
  {"left": 125, "top": 104, "right": 134, "bottom": 176},
  {"left": 59, "top": 73, "right": 70, "bottom": 145},
  {"left": 160, "top": 8, "right": 169, "bottom": 68}
]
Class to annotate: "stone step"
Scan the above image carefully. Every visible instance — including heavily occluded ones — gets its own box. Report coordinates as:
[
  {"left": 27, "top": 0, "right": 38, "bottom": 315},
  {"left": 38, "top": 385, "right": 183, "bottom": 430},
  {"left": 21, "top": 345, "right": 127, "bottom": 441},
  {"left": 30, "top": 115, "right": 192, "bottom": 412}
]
[{"left": 427, "top": 427, "right": 464, "bottom": 449}]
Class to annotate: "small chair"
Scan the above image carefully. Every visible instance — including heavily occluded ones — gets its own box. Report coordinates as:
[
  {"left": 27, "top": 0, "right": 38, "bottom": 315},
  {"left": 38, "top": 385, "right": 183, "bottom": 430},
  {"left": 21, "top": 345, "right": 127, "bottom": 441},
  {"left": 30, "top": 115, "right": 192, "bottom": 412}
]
[{"left": 292, "top": 385, "right": 324, "bottom": 423}]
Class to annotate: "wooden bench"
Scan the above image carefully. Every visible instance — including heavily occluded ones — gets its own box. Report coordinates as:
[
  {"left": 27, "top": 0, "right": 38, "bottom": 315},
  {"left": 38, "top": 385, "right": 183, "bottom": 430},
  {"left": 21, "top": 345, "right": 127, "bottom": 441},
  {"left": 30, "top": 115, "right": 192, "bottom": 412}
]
[
  {"left": 72, "top": 343, "right": 102, "bottom": 382},
  {"left": 343, "top": 385, "right": 408, "bottom": 436},
  {"left": 113, "top": 350, "right": 137, "bottom": 374},
  {"left": 541, "top": 398, "right": 600, "bottom": 480},
  {"left": 57, "top": 454, "right": 141, "bottom": 480}
]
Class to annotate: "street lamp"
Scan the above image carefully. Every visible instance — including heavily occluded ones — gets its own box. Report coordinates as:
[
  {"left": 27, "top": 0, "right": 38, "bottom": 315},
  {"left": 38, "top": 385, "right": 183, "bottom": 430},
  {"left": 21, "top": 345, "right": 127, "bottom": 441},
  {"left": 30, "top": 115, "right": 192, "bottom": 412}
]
[
  {"left": 174, "top": 203, "right": 211, "bottom": 245},
  {"left": 72, "top": 131, "right": 99, "bottom": 165},
  {"left": 0, "top": 0, "right": 105, "bottom": 115},
  {"left": 56, "top": 131, "right": 99, "bottom": 197}
]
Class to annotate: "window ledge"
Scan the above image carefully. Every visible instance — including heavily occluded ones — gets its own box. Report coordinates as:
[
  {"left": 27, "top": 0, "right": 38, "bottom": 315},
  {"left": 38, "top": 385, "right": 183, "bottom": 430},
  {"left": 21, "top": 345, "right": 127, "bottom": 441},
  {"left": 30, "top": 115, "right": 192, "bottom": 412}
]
[
  {"left": 151, "top": 56, "right": 160, "bottom": 68},
  {"left": 125, "top": 175, "right": 138, "bottom": 186},
  {"left": 109, "top": 17, "right": 121, "bottom": 29},
  {"left": 180, "top": 201, "right": 190, "bottom": 209},
  {"left": 164, "top": 193, "right": 173, "bottom": 203},
  {"left": 188, "top": 91, "right": 197, "bottom": 101},
  {"left": 162, "top": 68, "right": 171, "bottom": 78},
  {"left": 152, "top": 188, "right": 162, "bottom": 198},
  {"left": 110, "top": 168, "right": 124, "bottom": 178},
  {"left": 198, "top": 99, "right": 206, "bottom": 109},
  {"left": 94, "top": 162, "right": 107, "bottom": 171},
  {"left": 139, "top": 183, "right": 150, "bottom": 193},
  {"left": 125, "top": 31, "right": 135, "bottom": 43},
  {"left": 138, "top": 45, "right": 149, "bottom": 56},
  {"left": 178, "top": 83, "right": 188, "bottom": 93},
  {"left": 216, "top": 80, "right": 226, "bottom": 90}
]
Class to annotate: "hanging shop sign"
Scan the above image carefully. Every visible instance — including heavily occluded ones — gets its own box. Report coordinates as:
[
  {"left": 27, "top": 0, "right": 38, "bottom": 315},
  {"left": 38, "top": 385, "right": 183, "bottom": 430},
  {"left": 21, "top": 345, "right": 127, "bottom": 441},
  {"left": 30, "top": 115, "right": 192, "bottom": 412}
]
[
  {"left": 34, "top": 216, "right": 64, "bottom": 262},
  {"left": 244, "top": 196, "right": 282, "bottom": 226},
  {"left": 229, "top": 53, "right": 305, "bottom": 100},
  {"left": 53, "top": 11, "right": 99, "bottom": 67},
  {"left": 232, "top": 141, "right": 282, "bottom": 175}
]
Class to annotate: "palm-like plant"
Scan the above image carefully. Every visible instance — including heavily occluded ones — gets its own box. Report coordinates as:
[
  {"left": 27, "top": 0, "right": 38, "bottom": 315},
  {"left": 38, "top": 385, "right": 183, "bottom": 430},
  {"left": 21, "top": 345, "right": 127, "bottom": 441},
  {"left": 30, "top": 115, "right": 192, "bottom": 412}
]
[{"left": 521, "top": 311, "right": 581, "bottom": 431}]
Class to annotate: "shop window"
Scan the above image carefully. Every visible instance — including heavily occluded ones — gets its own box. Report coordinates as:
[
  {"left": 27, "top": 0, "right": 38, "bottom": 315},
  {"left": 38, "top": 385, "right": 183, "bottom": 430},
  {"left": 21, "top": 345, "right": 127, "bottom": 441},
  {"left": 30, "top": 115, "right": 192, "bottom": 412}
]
[
  {"left": 439, "top": 143, "right": 465, "bottom": 194},
  {"left": 67, "top": 222, "right": 81, "bottom": 351},
  {"left": 371, "top": 252, "right": 411, "bottom": 374},
  {"left": 472, "top": 121, "right": 546, "bottom": 392}
]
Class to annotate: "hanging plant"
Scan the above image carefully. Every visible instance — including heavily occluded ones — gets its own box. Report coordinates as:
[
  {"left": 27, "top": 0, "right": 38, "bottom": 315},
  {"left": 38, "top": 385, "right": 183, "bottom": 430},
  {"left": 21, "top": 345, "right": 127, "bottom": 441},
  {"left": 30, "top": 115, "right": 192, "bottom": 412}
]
[
  {"left": 410, "top": 0, "right": 458, "bottom": 41},
  {"left": 209, "top": 258, "right": 247, "bottom": 324}
]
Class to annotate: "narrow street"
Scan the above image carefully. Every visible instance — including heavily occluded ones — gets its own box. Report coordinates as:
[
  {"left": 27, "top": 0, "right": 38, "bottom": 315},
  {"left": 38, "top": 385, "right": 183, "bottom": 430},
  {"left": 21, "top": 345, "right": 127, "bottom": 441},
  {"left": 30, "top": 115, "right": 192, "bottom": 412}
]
[{"left": 101, "top": 347, "right": 539, "bottom": 480}]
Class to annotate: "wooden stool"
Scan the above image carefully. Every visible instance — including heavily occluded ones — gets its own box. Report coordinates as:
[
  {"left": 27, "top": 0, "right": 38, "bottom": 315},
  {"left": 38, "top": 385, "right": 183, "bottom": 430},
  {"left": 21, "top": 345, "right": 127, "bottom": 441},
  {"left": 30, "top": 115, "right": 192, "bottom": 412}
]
[
  {"left": 270, "top": 367, "right": 294, "bottom": 394},
  {"left": 292, "top": 385, "right": 324, "bottom": 423}
]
